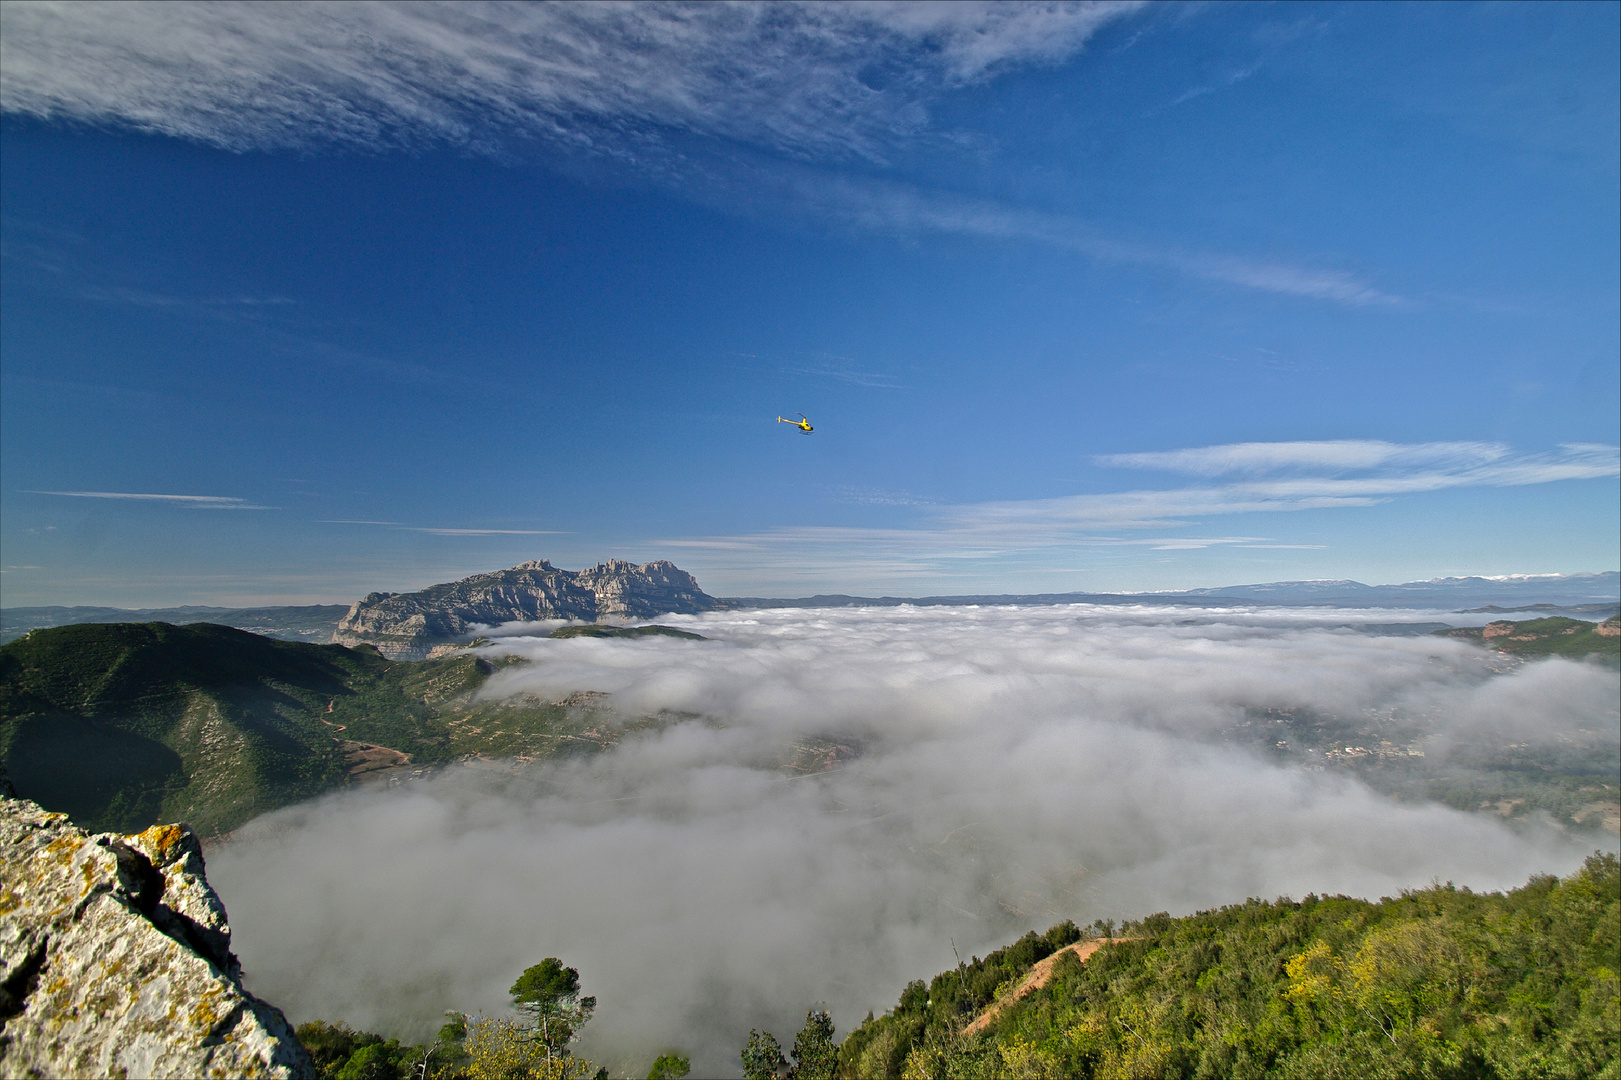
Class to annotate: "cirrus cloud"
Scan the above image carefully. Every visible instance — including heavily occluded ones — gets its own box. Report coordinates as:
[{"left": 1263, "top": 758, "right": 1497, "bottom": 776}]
[
  {"left": 25, "top": 490, "right": 273, "bottom": 509},
  {"left": 0, "top": 1, "right": 1141, "bottom": 161}
]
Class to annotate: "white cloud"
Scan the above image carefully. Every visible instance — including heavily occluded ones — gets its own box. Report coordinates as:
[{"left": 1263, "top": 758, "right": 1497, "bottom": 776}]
[
  {"left": 405, "top": 528, "right": 565, "bottom": 537},
  {"left": 771, "top": 172, "right": 1400, "bottom": 304},
  {"left": 0, "top": 2, "right": 1406, "bottom": 307},
  {"left": 0, "top": 1, "right": 1139, "bottom": 160},
  {"left": 1096, "top": 440, "right": 1510, "bottom": 475},
  {"left": 26, "top": 490, "right": 272, "bottom": 509},
  {"left": 967, "top": 442, "right": 1619, "bottom": 532},
  {"left": 318, "top": 521, "right": 565, "bottom": 536},
  {"left": 1167, "top": 62, "right": 1260, "bottom": 108},
  {"left": 651, "top": 441, "right": 1619, "bottom": 589},
  {"left": 209, "top": 603, "right": 1612, "bottom": 1075}
]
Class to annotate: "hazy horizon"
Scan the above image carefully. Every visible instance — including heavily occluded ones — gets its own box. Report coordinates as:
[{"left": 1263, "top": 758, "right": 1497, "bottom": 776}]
[{"left": 2, "top": 565, "right": 1619, "bottom": 617}]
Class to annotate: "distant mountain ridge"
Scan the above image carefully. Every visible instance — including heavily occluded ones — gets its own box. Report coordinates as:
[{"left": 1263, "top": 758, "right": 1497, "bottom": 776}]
[
  {"left": 0, "top": 604, "right": 349, "bottom": 645},
  {"left": 5, "top": 571, "right": 1615, "bottom": 649},
  {"left": 333, "top": 558, "right": 715, "bottom": 658},
  {"left": 720, "top": 571, "right": 1620, "bottom": 612}
]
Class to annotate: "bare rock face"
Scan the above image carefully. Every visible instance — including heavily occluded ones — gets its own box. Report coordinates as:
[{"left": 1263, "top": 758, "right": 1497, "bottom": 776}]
[
  {"left": 333, "top": 558, "right": 715, "bottom": 658},
  {"left": 0, "top": 794, "right": 314, "bottom": 1079}
]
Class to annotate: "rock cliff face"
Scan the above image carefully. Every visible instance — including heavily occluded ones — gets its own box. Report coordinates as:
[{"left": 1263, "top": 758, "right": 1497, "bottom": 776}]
[
  {"left": 333, "top": 558, "right": 716, "bottom": 658},
  {"left": 0, "top": 791, "right": 314, "bottom": 1079}
]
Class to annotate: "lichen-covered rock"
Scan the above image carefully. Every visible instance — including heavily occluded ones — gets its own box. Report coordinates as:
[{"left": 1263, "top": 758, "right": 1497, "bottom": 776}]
[
  {"left": 0, "top": 795, "right": 313, "bottom": 1079},
  {"left": 333, "top": 558, "right": 715, "bottom": 658}
]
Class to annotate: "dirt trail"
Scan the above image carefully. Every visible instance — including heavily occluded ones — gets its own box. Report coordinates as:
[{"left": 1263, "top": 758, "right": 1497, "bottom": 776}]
[
  {"left": 321, "top": 700, "right": 347, "bottom": 732},
  {"left": 963, "top": 939, "right": 1127, "bottom": 1037}
]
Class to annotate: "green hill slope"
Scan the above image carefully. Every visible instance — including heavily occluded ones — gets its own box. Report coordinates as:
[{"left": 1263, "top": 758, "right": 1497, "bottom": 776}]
[
  {"left": 833, "top": 854, "right": 1620, "bottom": 1079},
  {"left": 1441, "top": 615, "right": 1621, "bottom": 662},
  {"left": 0, "top": 622, "right": 653, "bottom": 836}
]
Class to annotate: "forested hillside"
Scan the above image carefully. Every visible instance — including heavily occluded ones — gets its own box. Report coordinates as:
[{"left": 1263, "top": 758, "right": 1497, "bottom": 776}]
[
  {"left": 181, "top": 858, "right": 1617, "bottom": 1079},
  {"left": 1441, "top": 615, "right": 1621, "bottom": 662},
  {"left": 831, "top": 854, "right": 1619, "bottom": 1079},
  {"left": 0, "top": 622, "right": 651, "bottom": 835}
]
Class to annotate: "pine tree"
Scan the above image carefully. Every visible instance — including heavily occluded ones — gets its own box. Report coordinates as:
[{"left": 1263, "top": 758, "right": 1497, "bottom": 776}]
[
  {"left": 741, "top": 1029, "right": 787, "bottom": 1080},
  {"left": 509, "top": 958, "right": 597, "bottom": 1058},
  {"left": 789, "top": 1010, "right": 837, "bottom": 1080}
]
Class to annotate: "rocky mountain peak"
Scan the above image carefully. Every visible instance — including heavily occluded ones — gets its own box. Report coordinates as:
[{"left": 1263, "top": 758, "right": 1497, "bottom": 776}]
[{"left": 333, "top": 558, "right": 716, "bottom": 658}]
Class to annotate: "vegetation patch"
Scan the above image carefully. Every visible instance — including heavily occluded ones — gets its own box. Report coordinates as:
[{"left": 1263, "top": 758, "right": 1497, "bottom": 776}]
[
  {"left": 831, "top": 854, "right": 1620, "bottom": 1079},
  {"left": 546, "top": 625, "right": 707, "bottom": 641},
  {"left": 1439, "top": 615, "right": 1621, "bottom": 662},
  {"left": 0, "top": 622, "right": 636, "bottom": 836}
]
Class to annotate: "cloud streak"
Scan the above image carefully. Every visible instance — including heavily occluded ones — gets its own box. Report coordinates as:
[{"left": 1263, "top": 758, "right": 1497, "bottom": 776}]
[
  {"left": 956, "top": 440, "right": 1620, "bottom": 532},
  {"left": 0, "top": 1, "right": 1140, "bottom": 161},
  {"left": 1096, "top": 439, "right": 1513, "bottom": 476},
  {"left": 321, "top": 521, "right": 565, "bottom": 536},
  {"left": 405, "top": 528, "right": 564, "bottom": 537},
  {"left": 209, "top": 603, "right": 1615, "bottom": 1076},
  {"left": 766, "top": 171, "right": 1400, "bottom": 304},
  {"left": 652, "top": 441, "right": 1619, "bottom": 589},
  {"left": 26, "top": 490, "right": 272, "bottom": 509}
]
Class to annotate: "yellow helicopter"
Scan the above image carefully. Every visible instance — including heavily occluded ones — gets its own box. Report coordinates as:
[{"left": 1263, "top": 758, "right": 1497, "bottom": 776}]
[{"left": 777, "top": 413, "right": 814, "bottom": 433}]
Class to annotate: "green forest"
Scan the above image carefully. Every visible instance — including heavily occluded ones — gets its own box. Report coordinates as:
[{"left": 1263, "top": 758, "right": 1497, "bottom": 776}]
[
  {"left": 0, "top": 622, "right": 643, "bottom": 835},
  {"left": 294, "top": 857, "right": 1617, "bottom": 1079},
  {"left": 1440, "top": 616, "right": 1621, "bottom": 662},
  {"left": 829, "top": 854, "right": 1619, "bottom": 1079}
]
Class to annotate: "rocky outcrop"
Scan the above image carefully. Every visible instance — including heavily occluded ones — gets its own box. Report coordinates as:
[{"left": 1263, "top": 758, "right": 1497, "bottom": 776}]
[
  {"left": 333, "top": 558, "right": 716, "bottom": 658},
  {"left": 0, "top": 794, "right": 314, "bottom": 1079}
]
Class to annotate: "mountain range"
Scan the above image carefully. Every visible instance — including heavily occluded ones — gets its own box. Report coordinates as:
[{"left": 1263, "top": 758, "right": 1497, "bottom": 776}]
[
  {"left": 332, "top": 558, "right": 716, "bottom": 659},
  {"left": 720, "top": 572, "right": 1621, "bottom": 612},
  {"left": 0, "top": 605, "right": 350, "bottom": 646},
  {"left": 3, "top": 566, "right": 1616, "bottom": 650}
]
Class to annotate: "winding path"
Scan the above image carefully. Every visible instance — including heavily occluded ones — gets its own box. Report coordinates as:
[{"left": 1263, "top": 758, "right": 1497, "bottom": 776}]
[{"left": 963, "top": 939, "right": 1127, "bottom": 1037}]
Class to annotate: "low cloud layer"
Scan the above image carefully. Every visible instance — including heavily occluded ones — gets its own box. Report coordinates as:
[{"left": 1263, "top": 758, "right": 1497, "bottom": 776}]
[{"left": 210, "top": 604, "right": 1617, "bottom": 1077}]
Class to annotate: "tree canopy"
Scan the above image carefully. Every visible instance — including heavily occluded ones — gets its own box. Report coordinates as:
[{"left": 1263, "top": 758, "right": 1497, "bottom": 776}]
[{"left": 834, "top": 853, "right": 1620, "bottom": 1079}]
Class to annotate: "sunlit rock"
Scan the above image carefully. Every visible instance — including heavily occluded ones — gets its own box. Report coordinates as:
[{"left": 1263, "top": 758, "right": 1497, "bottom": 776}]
[
  {"left": 0, "top": 788, "right": 313, "bottom": 1079},
  {"left": 333, "top": 558, "right": 715, "bottom": 658}
]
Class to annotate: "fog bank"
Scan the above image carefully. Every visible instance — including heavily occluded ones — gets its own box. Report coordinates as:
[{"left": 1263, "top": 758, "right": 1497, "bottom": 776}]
[{"left": 209, "top": 604, "right": 1617, "bottom": 1077}]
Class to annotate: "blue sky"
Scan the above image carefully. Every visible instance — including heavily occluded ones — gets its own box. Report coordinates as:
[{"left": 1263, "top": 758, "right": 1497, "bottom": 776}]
[{"left": 1, "top": 1, "right": 1617, "bottom": 606}]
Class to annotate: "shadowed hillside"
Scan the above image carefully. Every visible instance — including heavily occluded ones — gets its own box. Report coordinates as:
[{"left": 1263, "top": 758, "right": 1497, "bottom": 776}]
[{"left": 0, "top": 622, "right": 688, "bottom": 836}]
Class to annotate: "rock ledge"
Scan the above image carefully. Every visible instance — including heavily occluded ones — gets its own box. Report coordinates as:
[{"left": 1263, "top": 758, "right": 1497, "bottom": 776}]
[{"left": 0, "top": 792, "right": 313, "bottom": 1078}]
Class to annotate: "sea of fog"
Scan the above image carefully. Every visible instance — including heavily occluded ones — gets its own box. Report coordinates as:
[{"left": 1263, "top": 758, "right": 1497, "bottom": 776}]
[{"left": 209, "top": 603, "right": 1620, "bottom": 1077}]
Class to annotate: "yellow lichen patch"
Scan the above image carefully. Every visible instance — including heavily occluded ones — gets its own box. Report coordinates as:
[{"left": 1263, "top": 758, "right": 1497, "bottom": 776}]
[
  {"left": 188, "top": 986, "right": 232, "bottom": 1032},
  {"left": 46, "top": 834, "right": 85, "bottom": 863},
  {"left": 133, "top": 823, "right": 187, "bottom": 863}
]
